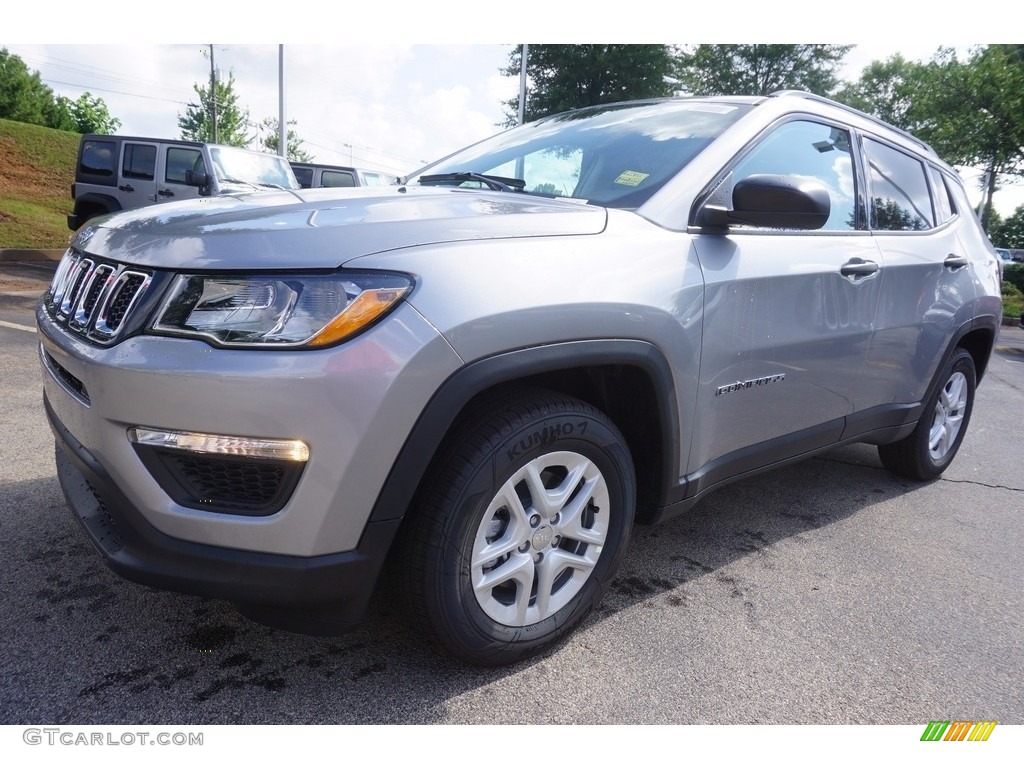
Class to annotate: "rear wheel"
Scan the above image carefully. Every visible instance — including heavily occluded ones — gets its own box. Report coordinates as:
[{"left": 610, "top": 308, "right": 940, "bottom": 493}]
[
  {"left": 402, "top": 389, "right": 635, "bottom": 666},
  {"left": 878, "top": 348, "right": 976, "bottom": 480}
]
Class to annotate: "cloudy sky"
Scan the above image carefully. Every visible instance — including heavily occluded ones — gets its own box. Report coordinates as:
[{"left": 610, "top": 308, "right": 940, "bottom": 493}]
[
  {"left": 5, "top": 3, "right": 1020, "bottom": 213},
  {"left": 3, "top": 43, "right": 513, "bottom": 175}
]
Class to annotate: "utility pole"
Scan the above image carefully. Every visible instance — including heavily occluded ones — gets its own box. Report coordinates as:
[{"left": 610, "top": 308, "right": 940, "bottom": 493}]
[
  {"left": 518, "top": 44, "right": 529, "bottom": 126},
  {"left": 278, "top": 45, "right": 286, "bottom": 159},
  {"left": 515, "top": 44, "right": 528, "bottom": 181},
  {"left": 210, "top": 43, "right": 218, "bottom": 143}
]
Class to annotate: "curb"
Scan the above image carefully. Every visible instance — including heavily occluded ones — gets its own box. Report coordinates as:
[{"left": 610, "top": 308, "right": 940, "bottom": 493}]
[{"left": 0, "top": 249, "right": 65, "bottom": 263}]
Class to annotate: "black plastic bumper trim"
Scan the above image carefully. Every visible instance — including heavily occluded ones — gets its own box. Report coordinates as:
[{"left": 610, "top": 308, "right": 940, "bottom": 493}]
[{"left": 45, "top": 392, "right": 397, "bottom": 629}]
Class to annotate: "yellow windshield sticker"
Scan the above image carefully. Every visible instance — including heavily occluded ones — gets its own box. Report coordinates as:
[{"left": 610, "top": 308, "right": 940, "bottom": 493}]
[{"left": 613, "top": 171, "right": 649, "bottom": 187}]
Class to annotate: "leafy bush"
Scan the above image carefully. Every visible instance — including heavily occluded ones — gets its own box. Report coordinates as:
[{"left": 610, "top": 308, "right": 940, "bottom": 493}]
[
  {"left": 1003, "top": 263, "right": 1024, "bottom": 294},
  {"left": 1003, "top": 277, "right": 1024, "bottom": 319}
]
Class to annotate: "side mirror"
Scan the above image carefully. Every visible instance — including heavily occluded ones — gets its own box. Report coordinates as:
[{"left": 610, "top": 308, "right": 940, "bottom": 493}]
[
  {"left": 184, "top": 169, "right": 209, "bottom": 188},
  {"left": 698, "top": 174, "right": 830, "bottom": 231}
]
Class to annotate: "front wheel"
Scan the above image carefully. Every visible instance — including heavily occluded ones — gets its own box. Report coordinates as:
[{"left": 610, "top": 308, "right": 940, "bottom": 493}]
[
  {"left": 878, "top": 348, "right": 976, "bottom": 480},
  {"left": 402, "top": 389, "right": 635, "bottom": 666}
]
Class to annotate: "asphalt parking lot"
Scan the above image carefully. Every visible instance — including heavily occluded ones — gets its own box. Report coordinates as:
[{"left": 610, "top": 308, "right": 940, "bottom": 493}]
[{"left": 1, "top": 259, "right": 1021, "bottom": 726}]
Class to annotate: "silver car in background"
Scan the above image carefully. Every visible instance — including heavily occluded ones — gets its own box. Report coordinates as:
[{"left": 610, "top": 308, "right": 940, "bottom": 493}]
[{"left": 37, "top": 92, "right": 1002, "bottom": 665}]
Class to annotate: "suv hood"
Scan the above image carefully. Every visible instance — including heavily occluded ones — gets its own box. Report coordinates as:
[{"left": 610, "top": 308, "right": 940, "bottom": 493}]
[{"left": 72, "top": 186, "right": 607, "bottom": 270}]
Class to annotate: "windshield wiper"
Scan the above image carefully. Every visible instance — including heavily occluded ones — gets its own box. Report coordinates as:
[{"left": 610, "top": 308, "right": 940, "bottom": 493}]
[
  {"left": 419, "top": 172, "right": 526, "bottom": 193},
  {"left": 219, "top": 177, "right": 262, "bottom": 191}
]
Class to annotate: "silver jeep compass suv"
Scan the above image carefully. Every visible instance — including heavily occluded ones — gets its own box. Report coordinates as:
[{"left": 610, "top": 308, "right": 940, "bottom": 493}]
[{"left": 37, "top": 92, "right": 1003, "bottom": 665}]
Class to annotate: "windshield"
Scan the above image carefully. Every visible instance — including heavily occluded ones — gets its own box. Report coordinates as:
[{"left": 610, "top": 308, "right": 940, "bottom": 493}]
[
  {"left": 210, "top": 146, "right": 300, "bottom": 190},
  {"left": 410, "top": 100, "right": 751, "bottom": 208}
]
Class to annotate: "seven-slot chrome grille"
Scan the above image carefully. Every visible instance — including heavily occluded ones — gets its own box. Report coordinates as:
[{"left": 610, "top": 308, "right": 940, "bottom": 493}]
[{"left": 43, "top": 249, "right": 153, "bottom": 344}]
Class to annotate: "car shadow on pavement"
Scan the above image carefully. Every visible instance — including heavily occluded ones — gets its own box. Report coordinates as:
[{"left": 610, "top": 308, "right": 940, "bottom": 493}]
[
  {"left": 594, "top": 442, "right": 904, "bottom": 618},
  {"left": 2, "top": 441, "right": 923, "bottom": 725}
]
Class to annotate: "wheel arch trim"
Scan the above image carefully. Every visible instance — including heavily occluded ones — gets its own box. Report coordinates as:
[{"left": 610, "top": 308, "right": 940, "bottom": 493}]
[
  {"left": 367, "top": 339, "right": 680, "bottom": 524},
  {"left": 73, "top": 191, "right": 122, "bottom": 215},
  {"left": 925, "top": 316, "right": 996, "bottom": 408}
]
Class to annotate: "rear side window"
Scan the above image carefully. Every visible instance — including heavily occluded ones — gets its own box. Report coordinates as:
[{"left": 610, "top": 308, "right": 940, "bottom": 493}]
[
  {"left": 293, "top": 167, "right": 313, "bottom": 188},
  {"left": 80, "top": 140, "right": 116, "bottom": 177},
  {"left": 122, "top": 143, "right": 156, "bottom": 180},
  {"left": 865, "top": 139, "right": 934, "bottom": 231},
  {"left": 322, "top": 171, "right": 356, "bottom": 187},
  {"left": 166, "top": 148, "right": 204, "bottom": 184}
]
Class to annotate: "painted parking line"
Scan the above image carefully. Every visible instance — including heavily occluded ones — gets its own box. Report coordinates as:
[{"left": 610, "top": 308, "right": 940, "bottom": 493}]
[{"left": 0, "top": 320, "right": 36, "bottom": 333}]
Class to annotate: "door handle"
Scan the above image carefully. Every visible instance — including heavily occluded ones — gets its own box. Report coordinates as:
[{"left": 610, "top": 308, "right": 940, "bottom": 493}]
[
  {"left": 157, "top": 189, "right": 175, "bottom": 198},
  {"left": 118, "top": 184, "right": 134, "bottom": 192},
  {"left": 840, "top": 259, "right": 879, "bottom": 278},
  {"left": 944, "top": 254, "right": 969, "bottom": 269}
]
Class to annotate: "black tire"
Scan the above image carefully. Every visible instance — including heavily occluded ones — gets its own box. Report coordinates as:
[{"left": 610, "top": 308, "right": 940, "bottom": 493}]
[
  {"left": 400, "top": 388, "right": 635, "bottom": 666},
  {"left": 878, "top": 348, "right": 976, "bottom": 481}
]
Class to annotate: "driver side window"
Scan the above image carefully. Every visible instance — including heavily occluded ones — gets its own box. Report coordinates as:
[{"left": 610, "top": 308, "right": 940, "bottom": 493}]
[
  {"left": 166, "top": 148, "right": 204, "bottom": 184},
  {"left": 731, "top": 120, "right": 858, "bottom": 231}
]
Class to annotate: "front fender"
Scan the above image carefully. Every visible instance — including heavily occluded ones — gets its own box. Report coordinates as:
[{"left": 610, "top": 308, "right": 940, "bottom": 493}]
[{"left": 367, "top": 339, "right": 681, "bottom": 524}]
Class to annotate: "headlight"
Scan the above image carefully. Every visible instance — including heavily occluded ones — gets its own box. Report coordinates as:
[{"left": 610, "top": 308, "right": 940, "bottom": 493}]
[{"left": 150, "top": 271, "right": 412, "bottom": 348}]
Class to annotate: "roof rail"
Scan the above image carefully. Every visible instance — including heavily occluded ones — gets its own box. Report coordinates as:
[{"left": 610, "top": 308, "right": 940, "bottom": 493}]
[{"left": 769, "top": 90, "right": 936, "bottom": 156}]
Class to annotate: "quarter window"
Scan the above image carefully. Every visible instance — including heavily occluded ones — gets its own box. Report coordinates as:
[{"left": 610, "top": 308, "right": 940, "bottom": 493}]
[
  {"left": 80, "top": 140, "right": 116, "bottom": 177},
  {"left": 865, "top": 139, "right": 934, "bottom": 231},
  {"left": 928, "top": 166, "right": 955, "bottom": 224},
  {"left": 730, "top": 120, "right": 857, "bottom": 231}
]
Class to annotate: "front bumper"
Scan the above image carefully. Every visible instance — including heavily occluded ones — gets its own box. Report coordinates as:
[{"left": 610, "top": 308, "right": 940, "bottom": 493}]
[
  {"left": 36, "top": 299, "right": 461, "bottom": 555},
  {"left": 48, "top": 393, "right": 397, "bottom": 629},
  {"left": 36, "top": 290, "right": 464, "bottom": 629}
]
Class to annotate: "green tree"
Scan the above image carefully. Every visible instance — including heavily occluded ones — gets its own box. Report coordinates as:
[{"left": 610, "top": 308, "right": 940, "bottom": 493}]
[
  {"left": 259, "top": 117, "right": 312, "bottom": 162},
  {"left": 0, "top": 48, "right": 62, "bottom": 127},
  {"left": 0, "top": 49, "right": 121, "bottom": 133},
  {"left": 909, "top": 46, "right": 1024, "bottom": 232},
  {"left": 985, "top": 207, "right": 1004, "bottom": 238},
  {"left": 46, "top": 96, "right": 77, "bottom": 132},
  {"left": 835, "top": 46, "right": 1024, "bottom": 233},
  {"left": 54, "top": 92, "right": 122, "bottom": 134},
  {"left": 178, "top": 71, "right": 251, "bottom": 147},
  {"left": 834, "top": 54, "right": 932, "bottom": 130},
  {"left": 990, "top": 205, "right": 1024, "bottom": 248},
  {"left": 503, "top": 44, "right": 677, "bottom": 125},
  {"left": 675, "top": 45, "right": 851, "bottom": 97},
  {"left": 675, "top": 44, "right": 853, "bottom": 97}
]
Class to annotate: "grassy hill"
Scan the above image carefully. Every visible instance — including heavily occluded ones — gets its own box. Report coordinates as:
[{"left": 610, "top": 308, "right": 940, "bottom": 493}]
[{"left": 0, "top": 118, "right": 78, "bottom": 248}]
